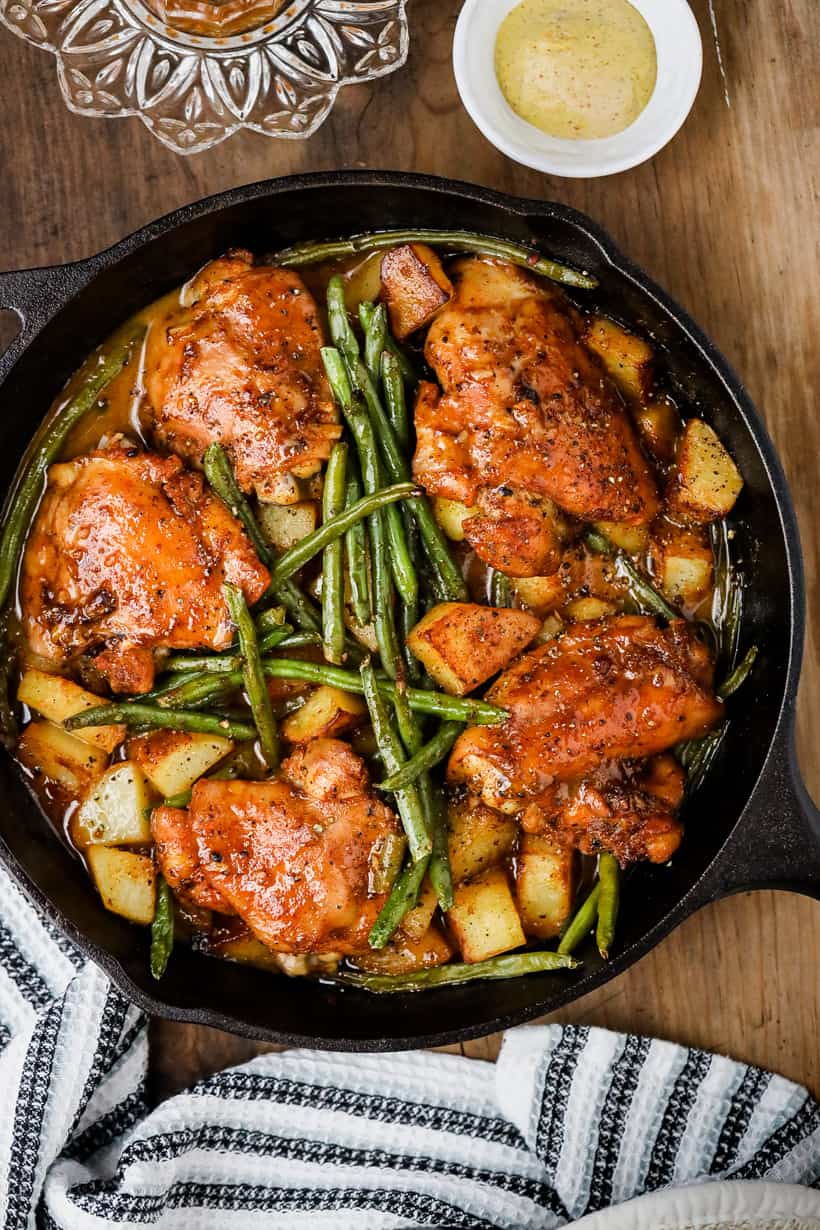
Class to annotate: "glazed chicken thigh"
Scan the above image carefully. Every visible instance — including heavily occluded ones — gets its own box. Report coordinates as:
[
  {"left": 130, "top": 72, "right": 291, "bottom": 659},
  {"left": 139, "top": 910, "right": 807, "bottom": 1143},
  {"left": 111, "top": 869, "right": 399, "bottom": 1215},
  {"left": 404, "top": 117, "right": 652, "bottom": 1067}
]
[
  {"left": 144, "top": 250, "right": 340, "bottom": 503},
  {"left": 413, "top": 258, "right": 660, "bottom": 576},
  {"left": 152, "top": 739, "right": 401, "bottom": 955},
  {"left": 20, "top": 439, "right": 269, "bottom": 693},
  {"left": 448, "top": 615, "right": 723, "bottom": 863}
]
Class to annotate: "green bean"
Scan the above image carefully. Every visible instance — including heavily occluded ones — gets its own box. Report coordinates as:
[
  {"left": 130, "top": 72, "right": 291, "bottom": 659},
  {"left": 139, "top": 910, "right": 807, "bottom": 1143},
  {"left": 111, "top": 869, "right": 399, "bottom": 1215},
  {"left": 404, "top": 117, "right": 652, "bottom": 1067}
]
[
  {"left": 0, "top": 323, "right": 144, "bottom": 610},
  {"left": 558, "top": 882, "right": 601, "bottom": 955},
  {"left": 266, "top": 477, "right": 417, "bottom": 594},
  {"left": 256, "top": 606, "right": 287, "bottom": 638},
  {"left": 66, "top": 704, "right": 256, "bottom": 740},
  {"left": 273, "top": 583, "right": 323, "bottom": 635},
  {"left": 584, "top": 528, "right": 680, "bottom": 622},
  {"left": 337, "top": 950, "right": 580, "bottom": 993},
  {"left": 351, "top": 358, "right": 466, "bottom": 603},
  {"left": 157, "top": 673, "right": 238, "bottom": 710},
  {"left": 163, "top": 625, "right": 294, "bottom": 677},
  {"left": 355, "top": 300, "right": 417, "bottom": 384},
  {"left": 203, "top": 443, "right": 273, "bottom": 567},
  {"left": 424, "top": 776, "right": 454, "bottom": 912},
  {"left": 595, "top": 854, "right": 620, "bottom": 960},
  {"left": 323, "top": 350, "right": 403, "bottom": 674},
  {"left": 491, "top": 570, "right": 512, "bottom": 608},
  {"left": 360, "top": 660, "right": 431, "bottom": 861},
  {"left": 381, "top": 350, "right": 411, "bottom": 452},
  {"left": 261, "top": 658, "right": 508, "bottom": 724},
  {"left": 368, "top": 854, "right": 430, "bottom": 949},
  {"left": 344, "top": 470, "right": 371, "bottom": 626},
  {"left": 321, "top": 443, "right": 348, "bottom": 664},
  {"left": 377, "top": 721, "right": 462, "bottom": 792},
  {"left": 326, "top": 274, "right": 360, "bottom": 365},
  {"left": 361, "top": 301, "right": 388, "bottom": 383},
  {"left": 276, "top": 229, "right": 597, "bottom": 290},
  {"left": 368, "top": 831, "right": 408, "bottom": 897},
  {"left": 717, "top": 645, "right": 758, "bottom": 699},
  {"left": 224, "top": 584, "right": 279, "bottom": 767},
  {"left": 150, "top": 875, "right": 175, "bottom": 980}
]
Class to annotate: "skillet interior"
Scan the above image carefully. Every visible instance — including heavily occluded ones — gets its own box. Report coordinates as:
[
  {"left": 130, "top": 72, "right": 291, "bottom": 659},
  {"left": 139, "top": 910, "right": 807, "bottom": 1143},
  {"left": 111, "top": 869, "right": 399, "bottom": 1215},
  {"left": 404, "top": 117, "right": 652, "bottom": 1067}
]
[{"left": 0, "top": 173, "right": 798, "bottom": 1048}]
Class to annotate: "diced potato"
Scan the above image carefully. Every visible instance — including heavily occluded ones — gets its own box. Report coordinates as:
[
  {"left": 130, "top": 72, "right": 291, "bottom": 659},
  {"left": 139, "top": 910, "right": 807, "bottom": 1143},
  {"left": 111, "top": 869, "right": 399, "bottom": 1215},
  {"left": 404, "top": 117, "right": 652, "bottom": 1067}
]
[
  {"left": 407, "top": 602, "right": 540, "bottom": 695},
  {"left": 281, "top": 685, "right": 366, "bottom": 743},
  {"left": 212, "top": 932, "right": 283, "bottom": 972},
  {"left": 667, "top": 419, "right": 744, "bottom": 522},
  {"left": 344, "top": 612, "right": 378, "bottom": 654},
  {"left": 515, "top": 835, "right": 575, "bottom": 940},
  {"left": 258, "top": 500, "right": 318, "bottom": 552},
  {"left": 343, "top": 251, "right": 384, "bottom": 313},
  {"left": 563, "top": 596, "right": 617, "bottom": 621},
  {"left": 128, "top": 730, "right": 233, "bottom": 797},
  {"left": 208, "top": 928, "right": 339, "bottom": 976},
  {"left": 584, "top": 315, "right": 654, "bottom": 402},
  {"left": 433, "top": 496, "right": 478, "bottom": 543},
  {"left": 86, "top": 846, "right": 155, "bottom": 925},
  {"left": 72, "top": 762, "right": 153, "bottom": 849},
  {"left": 350, "top": 926, "right": 453, "bottom": 975},
  {"left": 400, "top": 876, "right": 439, "bottom": 942},
  {"left": 511, "top": 572, "right": 566, "bottom": 616},
  {"left": 534, "top": 613, "right": 565, "bottom": 644},
  {"left": 17, "top": 669, "right": 125, "bottom": 753},
  {"left": 633, "top": 398, "right": 682, "bottom": 463},
  {"left": 447, "top": 796, "right": 518, "bottom": 884},
  {"left": 651, "top": 524, "right": 714, "bottom": 608},
  {"left": 17, "top": 720, "right": 108, "bottom": 797},
  {"left": 380, "top": 243, "right": 454, "bottom": 339},
  {"left": 593, "top": 521, "right": 649, "bottom": 555},
  {"left": 447, "top": 866, "right": 526, "bottom": 963}
]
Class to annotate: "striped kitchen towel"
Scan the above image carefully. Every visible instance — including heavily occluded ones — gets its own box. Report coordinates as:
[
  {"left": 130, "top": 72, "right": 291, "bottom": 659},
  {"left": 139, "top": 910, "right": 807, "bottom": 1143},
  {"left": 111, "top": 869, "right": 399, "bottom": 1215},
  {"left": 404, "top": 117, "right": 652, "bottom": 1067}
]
[{"left": 0, "top": 861, "right": 818, "bottom": 1229}]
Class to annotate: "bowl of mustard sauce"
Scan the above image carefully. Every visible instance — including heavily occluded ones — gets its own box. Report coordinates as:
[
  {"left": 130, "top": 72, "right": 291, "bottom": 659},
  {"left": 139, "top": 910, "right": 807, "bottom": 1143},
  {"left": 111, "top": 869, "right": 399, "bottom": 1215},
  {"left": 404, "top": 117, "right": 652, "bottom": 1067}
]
[{"left": 453, "top": 0, "right": 702, "bottom": 177}]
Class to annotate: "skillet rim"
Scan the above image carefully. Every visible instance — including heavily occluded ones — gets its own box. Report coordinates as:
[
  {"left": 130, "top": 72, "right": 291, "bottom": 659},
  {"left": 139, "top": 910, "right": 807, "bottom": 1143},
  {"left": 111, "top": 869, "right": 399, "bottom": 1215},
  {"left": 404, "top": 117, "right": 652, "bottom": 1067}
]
[{"left": 0, "top": 169, "right": 808, "bottom": 1049}]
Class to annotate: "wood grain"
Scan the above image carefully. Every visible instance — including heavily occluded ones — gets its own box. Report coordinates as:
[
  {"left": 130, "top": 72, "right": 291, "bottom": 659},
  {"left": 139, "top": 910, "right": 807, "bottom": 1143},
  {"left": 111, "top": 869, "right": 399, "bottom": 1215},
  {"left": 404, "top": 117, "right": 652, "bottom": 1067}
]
[{"left": 1, "top": 0, "right": 817, "bottom": 1100}]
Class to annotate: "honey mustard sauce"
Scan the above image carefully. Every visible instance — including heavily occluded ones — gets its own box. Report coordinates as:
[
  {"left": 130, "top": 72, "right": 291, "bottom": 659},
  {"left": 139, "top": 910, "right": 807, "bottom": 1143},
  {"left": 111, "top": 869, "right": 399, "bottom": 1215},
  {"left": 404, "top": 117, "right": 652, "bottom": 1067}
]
[{"left": 495, "top": 0, "right": 657, "bottom": 140}]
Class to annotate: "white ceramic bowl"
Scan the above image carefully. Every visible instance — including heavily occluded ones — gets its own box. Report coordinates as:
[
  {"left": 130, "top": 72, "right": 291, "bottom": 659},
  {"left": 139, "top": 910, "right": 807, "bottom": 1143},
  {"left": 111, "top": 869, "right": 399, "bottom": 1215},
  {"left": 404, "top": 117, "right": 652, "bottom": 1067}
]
[{"left": 453, "top": 0, "right": 703, "bottom": 178}]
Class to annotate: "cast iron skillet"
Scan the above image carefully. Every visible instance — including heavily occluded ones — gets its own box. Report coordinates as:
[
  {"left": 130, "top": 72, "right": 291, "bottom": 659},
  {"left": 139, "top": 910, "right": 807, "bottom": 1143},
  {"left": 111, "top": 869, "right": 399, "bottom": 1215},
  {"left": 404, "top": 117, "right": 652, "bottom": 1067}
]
[{"left": 0, "top": 172, "right": 817, "bottom": 1050}]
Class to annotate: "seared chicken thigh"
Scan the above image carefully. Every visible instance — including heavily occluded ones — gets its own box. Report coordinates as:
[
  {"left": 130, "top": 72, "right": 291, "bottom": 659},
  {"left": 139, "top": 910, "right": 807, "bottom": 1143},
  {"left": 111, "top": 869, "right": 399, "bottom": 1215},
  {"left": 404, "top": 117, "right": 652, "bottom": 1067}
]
[
  {"left": 153, "top": 739, "right": 401, "bottom": 955},
  {"left": 448, "top": 615, "right": 722, "bottom": 863},
  {"left": 145, "top": 250, "right": 340, "bottom": 503},
  {"left": 413, "top": 258, "right": 660, "bottom": 576},
  {"left": 20, "top": 440, "right": 269, "bottom": 693}
]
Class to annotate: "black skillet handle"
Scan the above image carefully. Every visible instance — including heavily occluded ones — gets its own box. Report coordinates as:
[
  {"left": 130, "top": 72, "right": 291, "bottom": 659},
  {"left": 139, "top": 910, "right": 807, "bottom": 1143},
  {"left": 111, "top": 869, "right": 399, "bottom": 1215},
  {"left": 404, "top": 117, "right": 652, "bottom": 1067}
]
[
  {"left": 0, "top": 262, "right": 91, "bottom": 385},
  {"left": 698, "top": 717, "right": 820, "bottom": 903}
]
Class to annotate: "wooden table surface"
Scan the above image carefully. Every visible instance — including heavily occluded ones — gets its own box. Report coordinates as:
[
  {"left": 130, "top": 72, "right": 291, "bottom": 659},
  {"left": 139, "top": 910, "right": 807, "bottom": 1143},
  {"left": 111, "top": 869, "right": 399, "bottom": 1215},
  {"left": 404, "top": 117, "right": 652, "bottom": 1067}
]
[{"left": 0, "top": 0, "right": 817, "bottom": 1100}]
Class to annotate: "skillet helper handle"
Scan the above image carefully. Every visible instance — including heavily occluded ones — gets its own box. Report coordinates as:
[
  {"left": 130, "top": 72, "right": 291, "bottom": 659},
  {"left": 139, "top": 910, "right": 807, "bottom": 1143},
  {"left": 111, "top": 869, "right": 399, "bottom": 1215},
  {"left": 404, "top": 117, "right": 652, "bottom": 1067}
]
[
  {"left": 708, "top": 718, "right": 820, "bottom": 901},
  {"left": 0, "top": 263, "right": 89, "bottom": 385}
]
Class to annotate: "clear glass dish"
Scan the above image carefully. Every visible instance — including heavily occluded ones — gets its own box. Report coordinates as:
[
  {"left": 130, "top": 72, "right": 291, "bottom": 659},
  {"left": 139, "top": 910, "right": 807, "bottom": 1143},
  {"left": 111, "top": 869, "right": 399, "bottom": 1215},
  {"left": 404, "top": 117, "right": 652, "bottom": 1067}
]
[{"left": 0, "top": 0, "right": 409, "bottom": 153}]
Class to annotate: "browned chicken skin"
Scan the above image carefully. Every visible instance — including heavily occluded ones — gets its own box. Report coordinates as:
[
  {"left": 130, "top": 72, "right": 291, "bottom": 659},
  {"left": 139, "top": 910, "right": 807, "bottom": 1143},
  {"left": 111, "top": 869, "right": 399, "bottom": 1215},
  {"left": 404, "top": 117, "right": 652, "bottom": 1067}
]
[
  {"left": 448, "top": 615, "right": 722, "bottom": 863},
  {"left": 153, "top": 739, "right": 401, "bottom": 955},
  {"left": 413, "top": 258, "right": 660, "bottom": 576},
  {"left": 144, "top": 251, "right": 340, "bottom": 503},
  {"left": 20, "top": 439, "right": 269, "bottom": 693}
]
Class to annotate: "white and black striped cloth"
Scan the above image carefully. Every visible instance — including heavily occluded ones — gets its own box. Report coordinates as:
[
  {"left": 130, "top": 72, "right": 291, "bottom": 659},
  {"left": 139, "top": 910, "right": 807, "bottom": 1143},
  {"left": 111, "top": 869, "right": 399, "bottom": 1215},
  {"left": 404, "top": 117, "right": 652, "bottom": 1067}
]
[{"left": 0, "top": 860, "right": 818, "bottom": 1229}]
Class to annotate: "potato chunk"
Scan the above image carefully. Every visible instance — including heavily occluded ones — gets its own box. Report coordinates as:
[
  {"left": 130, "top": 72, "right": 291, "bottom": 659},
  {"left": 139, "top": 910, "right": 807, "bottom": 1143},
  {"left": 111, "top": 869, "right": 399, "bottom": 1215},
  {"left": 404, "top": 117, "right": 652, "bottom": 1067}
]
[
  {"left": 258, "top": 500, "right": 318, "bottom": 551},
  {"left": 633, "top": 399, "right": 682, "bottom": 463},
  {"left": 399, "top": 876, "right": 439, "bottom": 942},
  {"left": 432, "top": 496, "right": 478, "bottom": 543},
  {"left": 350, "top": 926, "right": 453, "bottom": 974},
  {"left": 447, "top": 795, "right": 518, "bottom": 884},
  {"left": 563, "top": 596, "right": 617, "bottom": 621},
  {"left": 515, "top": 835, "right": 575, "bottom": 939},
  {"left": 380, "top": 243, "right": 454, "bottom": 339},
  {"left": 651, "top": 522, "right": 713, "bottom": 608},
  {"left": 17, "top": 720, "right": 108, "bottom": 797},
  {"left": 584, "top": 315, "right": 654, "bottom": 402},
  {"left": 17, "top": 669, "right": 125, "bottom": 753},
  {"left": 667, "top": 419, "right": 743, "bottom": 522},
  {"left": 128, "top": 729, "right": 233, "bottom": 797},
  {"left": 447, "top": 866, "right": 525, "bottom": 963},
  {"left": 73, "top": 762, "right": 154, "bottom": 848},
  {"left": 407, "top": 602, "right": 540, "bottom": 695},
  {"left": 86, "top": 846, "right": 156, "bottom": 925},
  {"left": 281, "top": 685, "right": 366, "bottom": 743},
  {"left": 593, "top": 521, "right": 649, "bottom": 555},
  {"left": 511, "top": 572, "right": 566, "bottom": 616}
]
